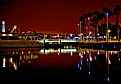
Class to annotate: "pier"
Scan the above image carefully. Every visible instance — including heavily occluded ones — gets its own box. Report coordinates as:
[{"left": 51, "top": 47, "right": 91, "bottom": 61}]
[{"left": 78, "top": 39, "right": 121, "bottom": 50}]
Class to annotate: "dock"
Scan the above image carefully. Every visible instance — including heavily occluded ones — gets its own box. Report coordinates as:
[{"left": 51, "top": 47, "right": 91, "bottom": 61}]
[{"left": 78, "top": 39, "right": 121, "bottom": 50}]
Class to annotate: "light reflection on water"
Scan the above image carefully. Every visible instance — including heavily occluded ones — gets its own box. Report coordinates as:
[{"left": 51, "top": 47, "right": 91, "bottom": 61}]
[{"left": 0, "top": 47, "right": 121, "bottom": 82}]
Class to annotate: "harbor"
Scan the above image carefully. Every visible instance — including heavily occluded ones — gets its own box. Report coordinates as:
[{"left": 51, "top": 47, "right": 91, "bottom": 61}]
[{"left": 0, "top": 0, "right": 121, "bottom": 83}]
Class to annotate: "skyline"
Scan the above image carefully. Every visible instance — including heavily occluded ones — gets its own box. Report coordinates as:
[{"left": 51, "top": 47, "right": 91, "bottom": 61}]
[{"left": 0, "top": 0, "right": 121, "bottom": 34}]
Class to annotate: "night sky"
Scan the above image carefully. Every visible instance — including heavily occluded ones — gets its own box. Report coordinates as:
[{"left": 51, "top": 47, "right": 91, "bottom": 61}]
[{"left": 0, "top": 0, "right": 121, "bottom": 34}]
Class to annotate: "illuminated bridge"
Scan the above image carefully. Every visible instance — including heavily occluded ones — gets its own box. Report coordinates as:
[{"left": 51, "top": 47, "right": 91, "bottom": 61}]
[
  {"left": 36, "top": 39, "right": 78, "bottom": 48},
  {"left": 37, "top": 39, "right": 78, "bottom": 43}
]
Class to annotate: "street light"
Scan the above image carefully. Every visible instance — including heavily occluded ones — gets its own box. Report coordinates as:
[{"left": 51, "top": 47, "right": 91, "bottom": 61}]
[
  {"left": 89, "top": 31, "right": 92, "bottom": 34},
  {"left": 97, "top": 33, "right": 100, "bottom": 42},
  {"left": 80, "top": 33, "right": 83, "bottom": 41},
  {"left": 106, "top": 13, "right": 109, "bottom": 43},
  {"left": 108, "top": 29, "right": 111, "bottom": 42},
  {"left": 79, "top": 21, "right": 82, "bottom": 41},
  {"left": 77, "top": 23, "right": 80, "bottom": 34},
  {"left": 89, "top": 31, "right": 92, "bottom": 42},
  {"left": 88, "top": 17, "right": 91, "bottom": 42},
  {"left": 108, "top": 30, "right": 111, "bottom": 33}
]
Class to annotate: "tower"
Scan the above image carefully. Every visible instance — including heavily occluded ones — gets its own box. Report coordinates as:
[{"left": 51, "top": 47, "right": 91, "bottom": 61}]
[{"left": 2, "top": 21, "right": 5, "bottom": 33}]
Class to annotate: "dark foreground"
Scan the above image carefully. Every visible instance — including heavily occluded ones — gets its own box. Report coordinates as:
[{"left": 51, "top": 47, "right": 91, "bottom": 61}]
[
  {"left": 0, "top": 48, "right": 121, "bottom": 84},
  {"left": 1, "top": 64, "right": 121, "bottom": 84}
]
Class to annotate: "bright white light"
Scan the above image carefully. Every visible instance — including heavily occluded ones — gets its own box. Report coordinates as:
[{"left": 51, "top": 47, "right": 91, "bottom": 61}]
[
  {"left": 89, "top": 31, "right": 92, "bottom": 34},
  {"left": 79, "top": 52, "right": 84, "bottom": 58},
  {"left": 89, "top": 71, "right": 90, "bottom": 75},
  {"left": 90, "top": 56, "right": 92, "bottom": 61},
  {"left": 28, "top": 51, "right": 31, "bottom": 54},
  {"left": 39, "top": 49, "right": 76, "bottom": 54},
  {"left": 14, "top": 25, "right": 17, "bottom": 29},
  {"left": 114, "top": 51, "right": 118, "bottom": 54},
  {"left": 80, "top": 33, "right": 83, "bottom": 36},
  {"left": 79, "top": 52, "right": 81, "bottom": 56},
  {"left": 97, "top": 33, "right": 99, "bottom": 36},
  {"left": 58, "top": 53, "right": 60, "bottom": 55},
  {"left": 84, "top": 51, "right": 86, "bottom": 54},
  {"left": 87, "top": 50, "right": 89, "bottom": 53},
  {"left": 108, "top": 60, "right": 111, "bottom": 64},
  {"left": 86, "top": 26, "right": 88, "bottom": 29},
  {"left": 37, "top": 39, "right": 77, "bottom": 43},
  {"left": 2, "top": 21, "right": 5, "bottom": 24},
  {"left": 98, "top": 50, "right": 100, "bottom": 55},
  {"left": 107, "top": 76, "right": 110, "bottom": 81},
  {"left": 70, "top": 51, "right": 73, "bottom": 56},
  {"left": 3, "top": 57, "right": 6, "bottom": 67},
  {"left": 88, "top": 17, "right": 90, "bottom": 20},
  {"left": 114, "top": 36, "right": 116, "bottom": 39},
  {"left": 22, "top": 51, "right": 24, "bottom": 54},
  {"left": 9, "top": 58, "right": 13, "bottom": 63},
  {"left": 2, "top": 21, "right": 5, "bottom": 33},
  {"left": 106, "top": 13, "right": 108, "bottom": 16},
  {"left": 13, "top": 63, "right": 17, "bottom": 70},
  {"left": 70, "top": 34, "right": 73, "bottom": 37},
  {"left": 108, "top": 30, "right": 111, "bottom": 32},
  {"left": 110, "top": 51, "right": 113, "bottom": 55}
]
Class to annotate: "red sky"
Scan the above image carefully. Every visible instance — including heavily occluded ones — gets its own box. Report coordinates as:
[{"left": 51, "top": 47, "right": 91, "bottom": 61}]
[{"left": 0, "top": 0, "right": 121, "bottom": 34}]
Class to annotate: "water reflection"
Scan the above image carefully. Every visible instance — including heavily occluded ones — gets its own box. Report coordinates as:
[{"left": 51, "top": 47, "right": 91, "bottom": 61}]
[
  {"left": 77, "top": 48, "right": 121, "bottom": 82},
  {"left": 0, "top": 48, "right": 40, "bottom": 71},
  {"left": 0, "top": 47, "right": 121, "bottom": 82},
  {"left": 39, "top": 48, "right": 77, "bottom": 54},
  {"left": 2, "top": 55, "right": 19, "bottom": 70}
]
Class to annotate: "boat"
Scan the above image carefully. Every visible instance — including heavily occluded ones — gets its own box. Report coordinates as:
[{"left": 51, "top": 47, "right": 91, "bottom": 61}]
[{"left": 0, "top": 34, "right": 42, "bottom": 48}]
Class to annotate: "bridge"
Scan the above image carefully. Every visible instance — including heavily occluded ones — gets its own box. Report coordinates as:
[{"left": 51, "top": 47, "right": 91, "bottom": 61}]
[{"left": 37, "top": 39, "right": 78, "bottom": 44}]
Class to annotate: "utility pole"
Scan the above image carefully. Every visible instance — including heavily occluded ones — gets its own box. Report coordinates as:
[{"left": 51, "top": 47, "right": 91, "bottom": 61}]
[{"left": 106, "top": 13, "right": 109, "bottom": 43}]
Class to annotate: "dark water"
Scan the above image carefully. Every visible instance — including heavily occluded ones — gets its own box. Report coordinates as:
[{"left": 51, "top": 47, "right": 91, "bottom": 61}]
[{"left": 0, "top": 47, "right": 121, "bottom": 83}]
